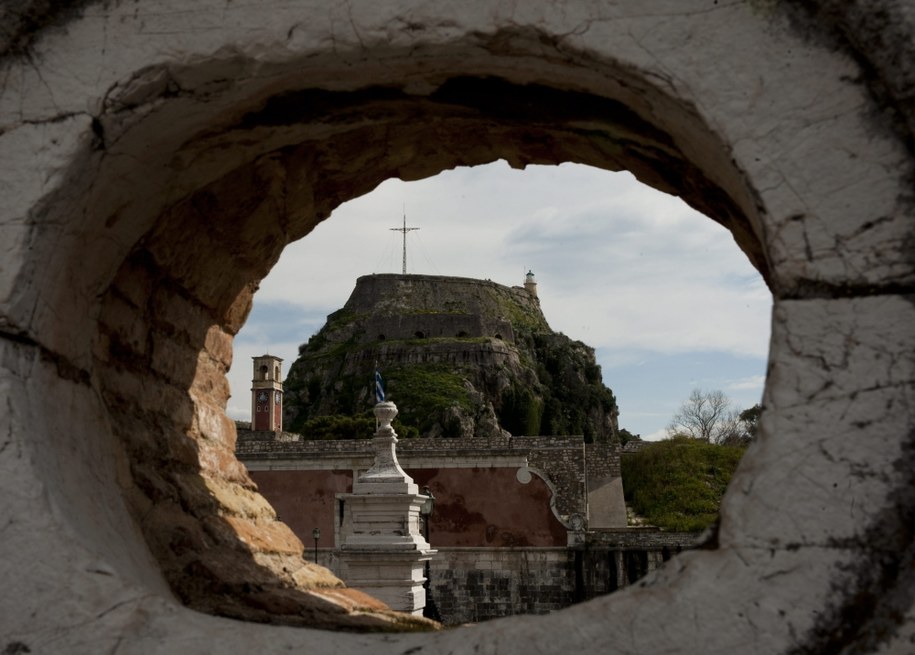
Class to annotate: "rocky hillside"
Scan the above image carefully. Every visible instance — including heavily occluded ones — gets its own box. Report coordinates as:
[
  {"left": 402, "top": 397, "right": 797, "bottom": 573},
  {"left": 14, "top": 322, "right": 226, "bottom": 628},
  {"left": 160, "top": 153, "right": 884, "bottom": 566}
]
[{"left": 283, "top": 274, "right": 619, "bottom": 441}]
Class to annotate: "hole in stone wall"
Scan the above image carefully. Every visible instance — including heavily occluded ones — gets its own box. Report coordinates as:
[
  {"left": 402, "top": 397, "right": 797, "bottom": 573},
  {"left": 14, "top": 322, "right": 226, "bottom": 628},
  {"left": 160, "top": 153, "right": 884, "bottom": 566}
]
[
  {"left": 228, "top": 161, "right": 772, "bottom": 624},
  {"left": 87, "top": 63, "right": 781, "bottom": 631},
  {"left": 33, "top": 10, "right": 907, "bottom": 642}
]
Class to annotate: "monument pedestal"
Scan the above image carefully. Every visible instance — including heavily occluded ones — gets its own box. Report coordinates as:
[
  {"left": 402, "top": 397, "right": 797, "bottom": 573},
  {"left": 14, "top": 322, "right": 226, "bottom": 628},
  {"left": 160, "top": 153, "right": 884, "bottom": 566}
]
[{"left": 335, "top": 402, "right": 435, "bottom": 615}]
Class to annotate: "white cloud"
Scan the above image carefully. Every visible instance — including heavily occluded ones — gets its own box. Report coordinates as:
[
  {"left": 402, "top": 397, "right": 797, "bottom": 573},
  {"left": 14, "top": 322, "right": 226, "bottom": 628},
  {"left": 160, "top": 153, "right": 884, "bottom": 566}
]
[
  {"left": 727, "top": 375, "right": 767, "bottom": 391},
  {"left": 642, "top": 429, "right": 669, "bottom": 442}
]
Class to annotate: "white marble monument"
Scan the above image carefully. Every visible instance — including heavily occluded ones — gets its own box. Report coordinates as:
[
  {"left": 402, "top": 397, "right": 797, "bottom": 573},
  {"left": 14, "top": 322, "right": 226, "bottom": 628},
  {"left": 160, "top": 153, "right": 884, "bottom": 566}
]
[{"left": 336, "top": 401, "right": 435, "bottom": 615}]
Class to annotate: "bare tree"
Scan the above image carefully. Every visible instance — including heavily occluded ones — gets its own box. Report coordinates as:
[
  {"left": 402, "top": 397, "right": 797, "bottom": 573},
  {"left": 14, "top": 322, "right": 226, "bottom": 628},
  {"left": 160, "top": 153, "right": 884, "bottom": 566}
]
[{"left": 667, "top": 389, "right": 737, "bottom": 443}]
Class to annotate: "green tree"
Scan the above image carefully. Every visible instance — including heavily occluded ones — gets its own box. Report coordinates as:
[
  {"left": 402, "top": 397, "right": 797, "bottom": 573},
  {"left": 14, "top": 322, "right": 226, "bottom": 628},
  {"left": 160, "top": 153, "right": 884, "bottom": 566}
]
[
  {"left": 621, "top": 436, "right": 746, "bottom": 531},
  {"left": 719, "top": 403, "right": 762, "bottom": 447}
]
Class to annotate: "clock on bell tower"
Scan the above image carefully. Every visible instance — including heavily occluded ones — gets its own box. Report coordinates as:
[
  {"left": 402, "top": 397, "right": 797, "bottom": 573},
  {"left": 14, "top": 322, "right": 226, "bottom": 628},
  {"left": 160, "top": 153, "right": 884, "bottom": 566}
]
[{"left": 251, "top": 354, "right": 284, "bottom": 432}]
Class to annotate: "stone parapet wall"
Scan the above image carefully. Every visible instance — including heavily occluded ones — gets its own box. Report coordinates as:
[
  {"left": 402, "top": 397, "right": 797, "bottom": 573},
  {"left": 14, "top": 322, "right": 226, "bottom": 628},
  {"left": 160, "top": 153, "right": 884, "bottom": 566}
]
[
  {"left": 237, "top": 430, "right": 625, "bottom": 523},
  {"left": 426, "top": 548, "right": 577, "bottom": 624},
  {"left": 584, "top": 529, "right": 703, "bottom": 551},
  {"left": 344, "top": 274, "right": 542, "bottom": 332},
  {"left": 238, "top": 429, "right": 513, "bottom": 453},
  {"left": 360, "top": 313, "right": 516, "bottom": 345},
  {"left": 585, "top": 441, "right": 621, "bottom": 479},
  {"left": 411, "top": 540, "right": 698, "bottom": 625}
]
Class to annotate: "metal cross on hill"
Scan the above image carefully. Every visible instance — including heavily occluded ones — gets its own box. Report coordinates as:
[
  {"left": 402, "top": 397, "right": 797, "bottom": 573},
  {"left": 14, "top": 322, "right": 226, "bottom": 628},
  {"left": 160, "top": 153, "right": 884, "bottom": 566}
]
[{"left": 390, "top": 212, "right": 420, "bottom": 275}]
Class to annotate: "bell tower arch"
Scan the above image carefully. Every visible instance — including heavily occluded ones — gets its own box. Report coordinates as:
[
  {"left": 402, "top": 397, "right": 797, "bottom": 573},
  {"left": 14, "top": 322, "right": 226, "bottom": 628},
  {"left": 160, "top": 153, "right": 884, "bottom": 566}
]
[{"left": 251, "top": 354, "right": 284, "bottom": 432}]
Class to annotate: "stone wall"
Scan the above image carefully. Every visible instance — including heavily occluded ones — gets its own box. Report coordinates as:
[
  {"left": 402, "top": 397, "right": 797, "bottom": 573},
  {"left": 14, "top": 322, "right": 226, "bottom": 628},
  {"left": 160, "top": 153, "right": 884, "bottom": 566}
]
[
  {"left": 250, "top": 466, "right": 568, "bottom": 549},
  {"left": 2, "top": 0, "right": 913, "bottom": 652},
  {"left": 313, "top": 538, "right": 701, "bottom": 627},
  {"left": 428, "top": 548, "right": 577, "bottom": 624},
  {"left": 240, "top": 429, "right": 688, "bottom": 625},
  {"left": 239, "top": 430, "right": 625, "bottom": 528},
  {"left": 419, "top": 531, "right": 701, "bottom": 625}
]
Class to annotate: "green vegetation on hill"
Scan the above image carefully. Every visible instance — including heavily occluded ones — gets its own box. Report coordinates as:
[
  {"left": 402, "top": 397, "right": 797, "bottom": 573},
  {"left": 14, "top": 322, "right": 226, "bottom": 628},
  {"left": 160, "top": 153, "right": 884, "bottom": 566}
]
[
  {"left": 621, "top": 437, "right": 746, "bottom": 532},
  {"left": 283, "top": 274, "right": 620, "bottom": 441},
  {"left": 383, "top": 363, "right": 474, "bottom": 437}
]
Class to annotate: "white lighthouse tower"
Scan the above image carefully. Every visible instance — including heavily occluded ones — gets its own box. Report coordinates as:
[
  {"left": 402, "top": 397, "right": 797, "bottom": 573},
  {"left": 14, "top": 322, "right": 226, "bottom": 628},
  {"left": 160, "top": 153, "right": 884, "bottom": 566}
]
[{"left": 524, "top": 270, "right": 538, "bottom": 298}]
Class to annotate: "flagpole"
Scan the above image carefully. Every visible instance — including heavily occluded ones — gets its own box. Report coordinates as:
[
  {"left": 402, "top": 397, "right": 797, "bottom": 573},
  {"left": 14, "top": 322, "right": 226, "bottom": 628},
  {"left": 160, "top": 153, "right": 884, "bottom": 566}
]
[{"left": 373, "top": 365, "right": 385, "bottom": 431}]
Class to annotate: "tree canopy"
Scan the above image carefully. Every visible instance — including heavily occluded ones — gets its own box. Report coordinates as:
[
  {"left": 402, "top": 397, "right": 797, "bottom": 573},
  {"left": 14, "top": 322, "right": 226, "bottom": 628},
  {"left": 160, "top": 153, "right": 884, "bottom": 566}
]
[{"left": 621, "top": 436, "right": 747, "bottom": 531}]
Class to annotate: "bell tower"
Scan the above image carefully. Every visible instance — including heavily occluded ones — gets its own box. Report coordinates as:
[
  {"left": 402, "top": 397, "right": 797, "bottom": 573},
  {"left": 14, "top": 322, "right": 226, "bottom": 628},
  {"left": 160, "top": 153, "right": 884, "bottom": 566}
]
[{"left": 251, "top": 354, "right": 283, "bottom": 432}]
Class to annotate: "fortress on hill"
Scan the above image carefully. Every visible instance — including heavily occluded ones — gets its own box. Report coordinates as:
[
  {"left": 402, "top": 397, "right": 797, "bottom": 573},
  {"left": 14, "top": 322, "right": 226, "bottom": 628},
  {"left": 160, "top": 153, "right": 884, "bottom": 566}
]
[
  {"left": 237, "top": 272, "right": 699, "bottom": 624},
  {"left": 280, "top": 272, "right": 621, "bottom": 442}
]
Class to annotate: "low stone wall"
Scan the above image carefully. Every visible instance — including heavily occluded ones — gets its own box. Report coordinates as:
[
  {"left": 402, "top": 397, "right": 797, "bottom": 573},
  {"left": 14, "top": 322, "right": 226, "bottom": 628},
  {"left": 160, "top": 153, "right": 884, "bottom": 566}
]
[
  {"left": 585, "top": 528, "right": 704, "bottom": 550},
  {"left": 307, "top": 531, "right": 701, "bottom": 625},
  {"left": 427, "top": 548, "right": 576, "bottom": 624},
  {"left": 238, "top": 430, "right": 625, "bottom": 526},
  {"left": 416, "top": 535, "right": 702, "bottom": 625}
]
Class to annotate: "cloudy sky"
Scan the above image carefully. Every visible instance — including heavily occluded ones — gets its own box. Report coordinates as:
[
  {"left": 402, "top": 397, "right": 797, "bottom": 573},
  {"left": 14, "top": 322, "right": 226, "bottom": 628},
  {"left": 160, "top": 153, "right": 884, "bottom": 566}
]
[{"left": 227, "top": 161, "right": 772, "bottom": 440}]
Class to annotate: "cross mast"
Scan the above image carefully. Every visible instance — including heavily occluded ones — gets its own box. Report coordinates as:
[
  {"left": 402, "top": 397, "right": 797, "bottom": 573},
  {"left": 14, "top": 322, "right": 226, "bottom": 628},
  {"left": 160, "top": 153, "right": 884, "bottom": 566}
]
[{"left": 390, "top": 210, "right": 420, "bottom": 275}]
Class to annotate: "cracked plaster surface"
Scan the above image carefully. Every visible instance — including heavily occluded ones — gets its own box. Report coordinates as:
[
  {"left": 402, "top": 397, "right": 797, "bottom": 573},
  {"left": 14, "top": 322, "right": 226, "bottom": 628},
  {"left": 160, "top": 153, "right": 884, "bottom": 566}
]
[{"left": 1, "top": 0, "right": 914, "bottom": 652}]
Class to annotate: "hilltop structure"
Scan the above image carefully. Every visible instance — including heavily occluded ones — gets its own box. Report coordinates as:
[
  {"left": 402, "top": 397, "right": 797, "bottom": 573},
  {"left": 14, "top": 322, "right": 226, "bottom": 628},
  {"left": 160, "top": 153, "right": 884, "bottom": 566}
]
[{"left": 282, "top": 273, "right": 619, "bottom": 442}]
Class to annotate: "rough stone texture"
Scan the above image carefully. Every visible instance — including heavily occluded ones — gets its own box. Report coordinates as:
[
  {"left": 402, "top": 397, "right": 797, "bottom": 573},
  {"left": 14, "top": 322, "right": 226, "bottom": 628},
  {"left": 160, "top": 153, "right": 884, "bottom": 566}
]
[
  {"left": 426, "top": 537, "right": 702, "bottom": 626},
  {"left": 1, "top": 0, "right": 913, "bottom": 653},
  {"left": 317, "top": 536, "right": 699, "bottom": 626}
]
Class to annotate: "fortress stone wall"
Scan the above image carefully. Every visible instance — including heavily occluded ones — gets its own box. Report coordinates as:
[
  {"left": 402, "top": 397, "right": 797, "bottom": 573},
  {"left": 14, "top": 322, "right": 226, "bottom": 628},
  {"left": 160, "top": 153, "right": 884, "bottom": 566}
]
[
  {"left": 309, "top": 538, "right": 699, "bottom": 627},
  {"left": 238, "top": 430, "right": 626, "bottom": 541},
  {"left": 241, "top": 422, "right": 692, "bottom": 626},
  {"left": 239, "top": 429, "right": 637, "bottom": 623},
  {"left": 325, "top": 273, "right": 537, "bottom": 346},
  {"left": 1, "top": 1, "right": 913, "bottom": 653}
]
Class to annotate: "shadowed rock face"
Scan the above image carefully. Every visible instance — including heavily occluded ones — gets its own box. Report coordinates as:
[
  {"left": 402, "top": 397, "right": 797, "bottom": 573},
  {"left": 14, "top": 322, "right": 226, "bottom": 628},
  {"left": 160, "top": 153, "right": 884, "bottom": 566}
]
[
  {"left": 283, "top": 273, "right": 619, "bottom": 441},
  {"left": 1, "top": 0, "right": 914, "bottom": 652}
]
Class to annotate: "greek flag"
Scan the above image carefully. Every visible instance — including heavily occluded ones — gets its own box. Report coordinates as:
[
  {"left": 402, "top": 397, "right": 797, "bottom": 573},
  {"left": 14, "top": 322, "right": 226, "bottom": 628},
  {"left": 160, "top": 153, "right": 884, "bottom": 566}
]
[{"left": 374, "top": 369, "right": 385, "bottom": 403}]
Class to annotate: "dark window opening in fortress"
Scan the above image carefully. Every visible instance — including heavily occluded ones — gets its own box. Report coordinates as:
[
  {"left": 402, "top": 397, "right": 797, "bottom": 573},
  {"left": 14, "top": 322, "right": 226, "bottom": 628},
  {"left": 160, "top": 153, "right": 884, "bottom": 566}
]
[
  {"left": 229, "top": 161, "right": 771, "bottom": 625},
  {"left": 608, "top": 552, "right": 619, "bottom": 593},
  {"left": 624, "top": 551, "right": 649, "bottom": 584}
]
